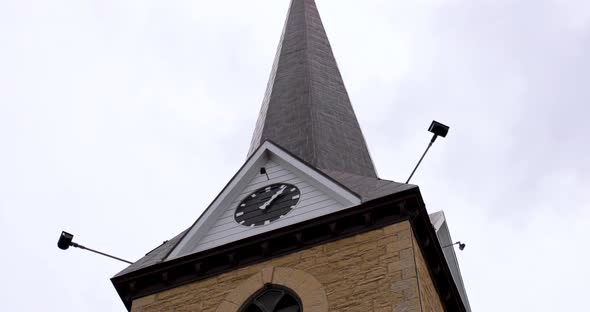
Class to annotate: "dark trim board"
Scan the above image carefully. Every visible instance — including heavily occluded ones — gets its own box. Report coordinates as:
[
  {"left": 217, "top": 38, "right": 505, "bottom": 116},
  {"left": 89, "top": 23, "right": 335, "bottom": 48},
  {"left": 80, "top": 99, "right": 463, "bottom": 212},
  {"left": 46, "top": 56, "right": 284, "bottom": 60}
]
[
  {"left": 111, "top": 187, "right": 467, "bottom": 312},
  {"left": 410, "top": 195, "right": 468, "bottom": 312}
]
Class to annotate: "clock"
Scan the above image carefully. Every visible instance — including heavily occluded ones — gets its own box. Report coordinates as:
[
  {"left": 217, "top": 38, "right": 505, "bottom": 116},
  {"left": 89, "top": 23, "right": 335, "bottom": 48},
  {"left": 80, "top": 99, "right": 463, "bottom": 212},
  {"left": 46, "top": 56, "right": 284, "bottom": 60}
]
[{"left": 235, "top": 183, "right": 301, "bottom": 227}]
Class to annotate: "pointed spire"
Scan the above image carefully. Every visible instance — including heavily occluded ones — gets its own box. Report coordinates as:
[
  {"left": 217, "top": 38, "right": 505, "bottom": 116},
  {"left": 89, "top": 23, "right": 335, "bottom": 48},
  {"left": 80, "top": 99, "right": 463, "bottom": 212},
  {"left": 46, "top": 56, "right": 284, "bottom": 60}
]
[{"left": 249, "top": 0, "right": 377, "bottom": 178}]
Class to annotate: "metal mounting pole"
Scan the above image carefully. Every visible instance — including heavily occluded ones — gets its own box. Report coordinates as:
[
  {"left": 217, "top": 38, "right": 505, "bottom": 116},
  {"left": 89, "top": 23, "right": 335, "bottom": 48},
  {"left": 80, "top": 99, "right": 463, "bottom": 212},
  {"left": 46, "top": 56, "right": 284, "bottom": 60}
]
[
  {"left": 406, "top": 134, "right": 436, "bottom": 184},
  {"left": 71, "top": 242, "right": 133, "bottom": 264},
  {"left": 405, "top": 120, "right": 450, "bottom": 184},
  {"left": 57, "top": 231, "right": 133, "bottom": 265}
]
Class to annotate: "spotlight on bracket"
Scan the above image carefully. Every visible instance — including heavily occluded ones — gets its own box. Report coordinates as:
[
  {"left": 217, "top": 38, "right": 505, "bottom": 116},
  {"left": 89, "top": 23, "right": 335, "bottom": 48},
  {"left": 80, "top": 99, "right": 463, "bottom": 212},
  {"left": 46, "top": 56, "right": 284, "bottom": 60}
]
[
  {"left": 58, "top": 231, "right": 74, "bottom": 250},
  {"left": 57, "top": 231, "right": 133, "bottom": 264},
  {"left": 260, "top": 167, "right": 270, "bottom": 180},
  {"left": 406, "top": 120, "right": 450, "bottom": 184},
  {"left": 443, "top": 241, "right": 466, "bottom": 251},
  {"left": 428, "top": 120, "right": 450, "bottom": 140}
]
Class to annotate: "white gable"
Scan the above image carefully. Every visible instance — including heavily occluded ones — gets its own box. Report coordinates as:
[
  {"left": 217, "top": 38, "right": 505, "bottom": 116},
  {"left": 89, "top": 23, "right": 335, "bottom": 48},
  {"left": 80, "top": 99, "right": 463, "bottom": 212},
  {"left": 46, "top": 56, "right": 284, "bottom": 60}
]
[
  {"left": 193, "top": 158, "right": 345, "bottom": 252},
  {"left": 167, "top": 141, "right": 361, "bottom": 260}
]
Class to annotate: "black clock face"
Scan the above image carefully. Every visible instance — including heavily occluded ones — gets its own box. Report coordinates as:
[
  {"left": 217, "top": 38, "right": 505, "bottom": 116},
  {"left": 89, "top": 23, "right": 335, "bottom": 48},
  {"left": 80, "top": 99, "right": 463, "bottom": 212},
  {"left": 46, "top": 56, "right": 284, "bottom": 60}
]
[{"left": 235, "top": 183, "right": 301, "bottom": 227}]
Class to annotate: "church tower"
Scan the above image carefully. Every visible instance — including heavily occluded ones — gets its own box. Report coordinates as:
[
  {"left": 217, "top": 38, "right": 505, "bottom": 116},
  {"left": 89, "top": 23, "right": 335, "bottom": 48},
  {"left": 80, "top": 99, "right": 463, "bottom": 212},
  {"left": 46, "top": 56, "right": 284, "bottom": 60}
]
[{"left": 112, "top": 0, "right": 470, "bottom": 311}]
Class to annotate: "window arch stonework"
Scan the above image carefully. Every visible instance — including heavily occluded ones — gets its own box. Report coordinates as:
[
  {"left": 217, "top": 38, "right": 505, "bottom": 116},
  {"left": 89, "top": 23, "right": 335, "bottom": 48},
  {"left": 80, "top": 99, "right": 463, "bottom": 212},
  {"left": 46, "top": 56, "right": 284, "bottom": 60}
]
[
  {"left": 216, "top": 267, "right": 328, "bottom": 312},
  {"left": 239, "top": 285, "right": 301, "bottom": 312}
]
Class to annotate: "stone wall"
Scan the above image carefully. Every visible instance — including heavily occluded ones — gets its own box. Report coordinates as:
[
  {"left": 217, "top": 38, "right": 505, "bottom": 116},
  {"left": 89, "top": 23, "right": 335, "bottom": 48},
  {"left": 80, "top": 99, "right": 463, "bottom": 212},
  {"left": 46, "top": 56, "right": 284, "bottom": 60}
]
[
  {"left": 131, "top": 221, "right": 444, "bottom": 312},
  {"left": 414, "top": 237, "right": 445, "bottom": 312}
]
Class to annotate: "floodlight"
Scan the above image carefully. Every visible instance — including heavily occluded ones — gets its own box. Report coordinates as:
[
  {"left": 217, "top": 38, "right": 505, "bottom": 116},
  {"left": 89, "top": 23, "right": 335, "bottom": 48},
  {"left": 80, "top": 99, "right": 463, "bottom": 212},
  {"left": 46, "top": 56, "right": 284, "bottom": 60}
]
[
  {"left": 57, "top": 231, "right": 133, "bottom": 264},
  {"left": 58, "top": 231, "right": 74, "bottom": 250},
  {"left": 443, "top": 241, "right": 466, "bottom": 251},
  {"left": 406, "top": 120, "right": 451, "bottom": 183},
  {"left": 428, "top": 120, "right": 449, "bottom": 139},
  {"left": 260, "top": 167, "right": 270, "bottom": 180}
]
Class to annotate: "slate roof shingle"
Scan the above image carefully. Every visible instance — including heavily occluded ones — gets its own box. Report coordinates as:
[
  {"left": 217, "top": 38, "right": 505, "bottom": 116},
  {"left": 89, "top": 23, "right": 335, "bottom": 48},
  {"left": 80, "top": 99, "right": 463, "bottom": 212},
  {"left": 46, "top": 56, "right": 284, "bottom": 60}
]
[
  {"left": 320, "top": 169, "right": 416, "bottom": 202},
  {"left": 114, "top": 230, "right": 187, "bottom": 277},
  {"left": 248, "top": 0, "right": 377, "bottom": 178}
]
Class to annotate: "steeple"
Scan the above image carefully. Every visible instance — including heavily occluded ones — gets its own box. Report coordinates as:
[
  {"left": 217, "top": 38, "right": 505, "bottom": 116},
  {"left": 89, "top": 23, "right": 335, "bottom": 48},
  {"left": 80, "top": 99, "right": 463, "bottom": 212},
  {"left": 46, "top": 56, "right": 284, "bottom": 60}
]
[
  {"left": 111, "top": 3, "right": 471, "bottom": 311},
  {"left": 248, "top": 0, "right": 377, "bottom": 178}
]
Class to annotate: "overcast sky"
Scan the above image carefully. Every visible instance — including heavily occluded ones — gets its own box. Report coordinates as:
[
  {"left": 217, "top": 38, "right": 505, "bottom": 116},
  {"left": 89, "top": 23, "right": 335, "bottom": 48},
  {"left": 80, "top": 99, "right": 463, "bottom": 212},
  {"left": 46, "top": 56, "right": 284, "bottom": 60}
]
[{"left": 1, "top": 0, "right": 589, "bottom": 311}]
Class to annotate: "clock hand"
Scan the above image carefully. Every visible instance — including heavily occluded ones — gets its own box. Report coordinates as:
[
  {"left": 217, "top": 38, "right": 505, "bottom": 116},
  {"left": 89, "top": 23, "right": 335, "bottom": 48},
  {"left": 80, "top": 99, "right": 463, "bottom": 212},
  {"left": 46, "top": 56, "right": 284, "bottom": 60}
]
[
  {"left": 259, "top": 185, "right": 287, "bottom": 210},
  {"left": 259, "top": 196, "right": 276, "bottom": 210},
  {"left": 259, "top": 186, "right": 285, "bottom": 210}
]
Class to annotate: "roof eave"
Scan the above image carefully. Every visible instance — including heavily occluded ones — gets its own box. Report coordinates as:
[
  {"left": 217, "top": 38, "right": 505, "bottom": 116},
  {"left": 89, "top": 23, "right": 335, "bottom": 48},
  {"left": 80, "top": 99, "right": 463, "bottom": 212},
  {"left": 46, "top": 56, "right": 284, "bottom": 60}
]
[{"left": 111, "top": 186, "right": 467, "bottom": 312}]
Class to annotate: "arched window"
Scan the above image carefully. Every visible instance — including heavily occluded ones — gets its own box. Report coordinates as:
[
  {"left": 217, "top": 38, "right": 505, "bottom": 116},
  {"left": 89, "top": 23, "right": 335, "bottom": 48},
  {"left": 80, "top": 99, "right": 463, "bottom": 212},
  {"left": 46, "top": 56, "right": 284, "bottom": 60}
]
[{"left": 240, "top": 285, "right": 302, "bottom": 312}]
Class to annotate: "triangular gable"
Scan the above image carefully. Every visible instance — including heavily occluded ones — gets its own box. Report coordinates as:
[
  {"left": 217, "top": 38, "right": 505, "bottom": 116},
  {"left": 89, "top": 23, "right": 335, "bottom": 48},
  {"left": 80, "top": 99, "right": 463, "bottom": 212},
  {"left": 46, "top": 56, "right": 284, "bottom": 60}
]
[{"left": 166, "top": 141, "right": 361, "bottom": 260}]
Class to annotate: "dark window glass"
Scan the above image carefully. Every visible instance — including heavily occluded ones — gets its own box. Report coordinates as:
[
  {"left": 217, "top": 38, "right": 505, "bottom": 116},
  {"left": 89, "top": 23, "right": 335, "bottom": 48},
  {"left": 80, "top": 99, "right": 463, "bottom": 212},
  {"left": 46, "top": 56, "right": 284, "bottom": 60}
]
[
  {"left": 244, "top": 306, "right": 263, "bottom": 312},
  {"left": 240, "top": 286, "right": 301, "bottom": 312}
]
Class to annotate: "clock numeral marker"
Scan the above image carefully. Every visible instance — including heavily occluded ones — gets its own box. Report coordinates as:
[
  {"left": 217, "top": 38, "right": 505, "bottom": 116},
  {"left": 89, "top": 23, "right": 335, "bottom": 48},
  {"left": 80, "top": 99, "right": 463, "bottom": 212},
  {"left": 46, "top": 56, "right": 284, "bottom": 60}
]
[
  {"left": 265, "top": 187, "right": 271, "bottom": 192},
  {"left": 292, "top": 195, "right": 300, "bottom": 199},
  {"left": 290, "top": 188, "right": 296, "bottom": 192},
  {"left": 239, "top": 220, "right": 245, "bottom": 225},
  {"left": 251, "top": 194, "right": 256, "bottom": 198},
  {"left": 236, "top": 212, "right": 244, "bottom": 217},
  {"left": 290, "top": 205, "right": 296, "bottom": 208},
  {"left": 280, "top": 215, "right": 285, "bottom": 219},
  {"left": 240, "top": 203, "right": 246, "bottom": 207},
  {"left": 250, "top": 224, "right": 255, "bottom": 228},
  {"left": 264, "top": 220, "right": 270, "bottom": 225}
]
